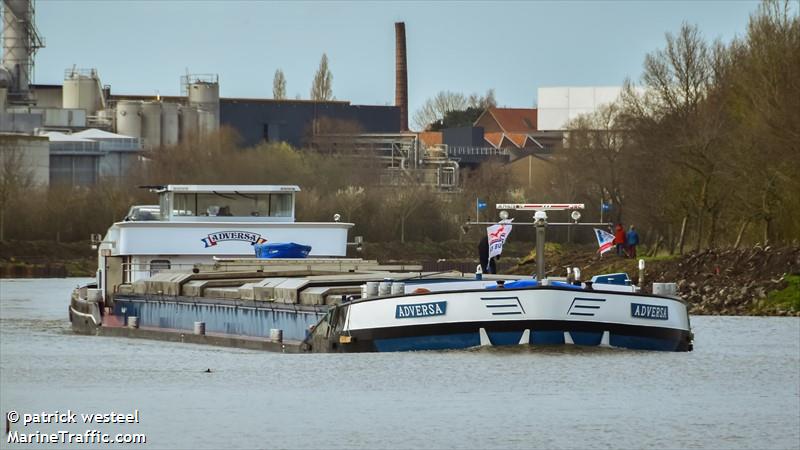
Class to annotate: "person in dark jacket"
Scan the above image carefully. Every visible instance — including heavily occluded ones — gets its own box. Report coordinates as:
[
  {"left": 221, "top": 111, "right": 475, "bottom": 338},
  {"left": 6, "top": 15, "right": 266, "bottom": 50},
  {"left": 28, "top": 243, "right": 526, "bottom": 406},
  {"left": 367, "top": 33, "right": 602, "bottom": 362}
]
[
  {"left": 613, "top": 223, "right": 626, "bottom": 256},
  {"left": 627, "top": 225, "right": 640, "bottom": 259},
  {"left": 478, "top": 235, "right": 497, "bottom": 274}
]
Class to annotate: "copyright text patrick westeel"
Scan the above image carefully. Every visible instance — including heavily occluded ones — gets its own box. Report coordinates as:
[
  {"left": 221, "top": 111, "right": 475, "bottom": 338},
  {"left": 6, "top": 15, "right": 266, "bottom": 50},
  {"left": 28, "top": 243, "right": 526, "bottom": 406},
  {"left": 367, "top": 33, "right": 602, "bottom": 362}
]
[{"left": 5, "top": 409, "right": 146, "bottom": 445}]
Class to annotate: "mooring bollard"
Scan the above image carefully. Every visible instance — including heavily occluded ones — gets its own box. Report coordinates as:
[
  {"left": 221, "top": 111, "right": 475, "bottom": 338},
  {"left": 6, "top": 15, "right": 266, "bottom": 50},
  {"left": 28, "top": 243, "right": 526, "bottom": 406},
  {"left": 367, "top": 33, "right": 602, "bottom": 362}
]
[
  {"left": 193, "top": 321, "right": 206, "bottom": 336},
  {"left": 269, "top": 328, "right": 283, "bottom": 343},
  {"left": 638, "top": 259, "right": 646, "bottom": 288},
  {"left": 127, "top": 316, "right": 139, "bottom": 329}
]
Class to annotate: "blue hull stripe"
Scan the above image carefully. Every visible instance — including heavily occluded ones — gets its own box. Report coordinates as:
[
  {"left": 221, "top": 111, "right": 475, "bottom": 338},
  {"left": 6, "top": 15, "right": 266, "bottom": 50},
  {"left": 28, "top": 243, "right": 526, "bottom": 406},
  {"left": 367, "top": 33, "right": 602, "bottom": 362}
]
[
  {"left": 487, "top": 331, "right": 525, "bottom": 346},
  {"left": 372, "top": 330, "right": 683, "bottom": 352},
  {"left": 532, "top": 330, "right": 565, "bottom": 345}
]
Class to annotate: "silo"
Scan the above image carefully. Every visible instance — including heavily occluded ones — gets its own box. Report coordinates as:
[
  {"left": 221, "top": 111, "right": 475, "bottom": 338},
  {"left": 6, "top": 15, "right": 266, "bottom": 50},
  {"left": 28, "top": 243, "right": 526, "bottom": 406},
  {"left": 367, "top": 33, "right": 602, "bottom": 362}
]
[
  {"left": 63, "top": 71, "right": 101, "bottom": 115},
  {"left": 197, "top": 109, "right": 216, "bottom": 136},
  {"left": 96, "top": 109, "right": 114, "bottom": 129},
  {"left": 2, "top": 0, "right": 44, "bottom": 99},
  {"left": 140, "top": 101, "right": 162, "bottom": 148},
  {"left": 188, "top": 79, "right": 219, "bottom": 131},
  {"left": 179, "top": 105, "right": 198, "bottom": 141},
  {"left": 116, "top": 101, "right": 142, "bottom": 139},
  {"left": 160, "top": 102, "right": 179, "bottom": 146}
]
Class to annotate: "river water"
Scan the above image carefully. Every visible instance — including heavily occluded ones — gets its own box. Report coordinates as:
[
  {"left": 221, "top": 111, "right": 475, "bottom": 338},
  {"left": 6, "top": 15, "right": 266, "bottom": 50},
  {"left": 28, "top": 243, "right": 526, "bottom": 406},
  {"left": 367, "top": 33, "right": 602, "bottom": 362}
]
[{"left": 1, "top": 278, "right": 799, "bottom": 449}]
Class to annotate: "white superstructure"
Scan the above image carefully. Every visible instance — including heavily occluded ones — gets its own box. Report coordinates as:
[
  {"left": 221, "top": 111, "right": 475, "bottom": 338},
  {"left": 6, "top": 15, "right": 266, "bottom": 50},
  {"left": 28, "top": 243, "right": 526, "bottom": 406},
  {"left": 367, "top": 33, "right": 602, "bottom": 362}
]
[{"left": 95, "top": 184, "right": 353, "bottom": 301}]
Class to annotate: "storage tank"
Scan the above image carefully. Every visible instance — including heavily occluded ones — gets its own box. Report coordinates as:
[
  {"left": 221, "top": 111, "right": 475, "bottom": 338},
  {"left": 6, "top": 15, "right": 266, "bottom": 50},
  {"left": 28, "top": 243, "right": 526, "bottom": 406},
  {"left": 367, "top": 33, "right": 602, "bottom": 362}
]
[
  {"left": 115, "top": 101, "right": 142, "bottom": 139},
  {"left": 179, "top": 105, "right": 198, "bottom": 141},
  {"left": 63, "top": 71, "right": 101, "bottom": 115},
  {"left": 197, "top": 109, "right": 216, "bottom": 136},
  {"left": 160, "top": 102, "right": 179, "bottom": 146},
  {"left": 140, "top": 101, "right": 162, "bottom": 148},
  {"left": 188, "top": 79, "right": 219, "bottom": 131}
]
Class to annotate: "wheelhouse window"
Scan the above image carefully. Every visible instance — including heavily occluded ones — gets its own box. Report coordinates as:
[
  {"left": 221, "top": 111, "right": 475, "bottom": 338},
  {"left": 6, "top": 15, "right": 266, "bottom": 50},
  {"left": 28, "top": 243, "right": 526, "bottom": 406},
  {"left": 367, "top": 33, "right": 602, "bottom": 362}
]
[
  {"left": 269, "top": 193, "right": 292, "bottom": 217},
  {"left": 167, "top": 192, "right": 293, "bottom": 218}
]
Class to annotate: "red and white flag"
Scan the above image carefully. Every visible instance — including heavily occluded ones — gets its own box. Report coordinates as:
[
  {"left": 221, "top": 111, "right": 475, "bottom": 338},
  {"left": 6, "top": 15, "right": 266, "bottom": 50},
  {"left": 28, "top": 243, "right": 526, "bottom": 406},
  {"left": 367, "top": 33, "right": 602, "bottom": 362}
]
[
  {"left": 487, "top": 220, "right": 513, "bottom": 260},
  {"left": 594, "top": 228, "right": 615, "bottom": 254}
]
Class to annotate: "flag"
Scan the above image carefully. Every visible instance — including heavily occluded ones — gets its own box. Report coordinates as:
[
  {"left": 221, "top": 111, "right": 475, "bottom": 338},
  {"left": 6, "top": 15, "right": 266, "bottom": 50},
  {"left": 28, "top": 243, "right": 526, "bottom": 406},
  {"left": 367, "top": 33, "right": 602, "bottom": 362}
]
[
  {"left": 594, "top": 228, "right": 615, "bottom": 254},
  {"left": 487, "top": 220, "right": 513, "bottom": 260}
]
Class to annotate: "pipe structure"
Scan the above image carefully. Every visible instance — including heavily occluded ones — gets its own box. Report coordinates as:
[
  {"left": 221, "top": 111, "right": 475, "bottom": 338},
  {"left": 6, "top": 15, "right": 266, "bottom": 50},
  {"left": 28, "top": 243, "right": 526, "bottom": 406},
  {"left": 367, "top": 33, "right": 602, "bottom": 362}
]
[
  {"left": 394, "top": 22, "right": 408, "bottom": 131},
  {"left": 535, "top": 222, "right": 546, "bottom": 281},
  {"left": 2, "top": 0, "right": 43, "bottom": 99}
]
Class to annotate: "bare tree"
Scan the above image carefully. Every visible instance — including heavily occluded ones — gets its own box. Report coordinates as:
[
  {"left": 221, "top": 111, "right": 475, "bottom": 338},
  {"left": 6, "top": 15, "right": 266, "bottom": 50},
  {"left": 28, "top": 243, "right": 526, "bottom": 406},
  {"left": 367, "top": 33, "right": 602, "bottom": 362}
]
[
  {"left": 626, "top": 23, "right": 731, "bottom": 251},
  {"left": 389, "top": 186, "right": 429, "bottom": 244},
  {"left": 412, "top": 91, "right": 468, "bottom": 130},
  {"left": 468, "top": 89, "right": 497, "bottom": 109},
  {"left": 335, "top": 186, "right": 366, "bottom": 223},
  {"left": 0, "top": 144, "right": 34, "bottom": 241},
  {"left": 310, "top": 53, "right": 333, "bottom": 101},
  {"left": 563, "top": 103, "right": 628, "bottom": 222},
  {"left": 273, "top": 69, "right": 287, "bottom": 100}
]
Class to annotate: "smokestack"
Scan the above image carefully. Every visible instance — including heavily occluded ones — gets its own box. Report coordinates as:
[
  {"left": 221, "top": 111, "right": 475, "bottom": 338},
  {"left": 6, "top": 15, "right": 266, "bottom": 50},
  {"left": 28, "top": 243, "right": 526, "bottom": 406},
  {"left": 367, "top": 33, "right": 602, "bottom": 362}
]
[{"left": 395, "top": 22, "right": 408, "bottom": 131}]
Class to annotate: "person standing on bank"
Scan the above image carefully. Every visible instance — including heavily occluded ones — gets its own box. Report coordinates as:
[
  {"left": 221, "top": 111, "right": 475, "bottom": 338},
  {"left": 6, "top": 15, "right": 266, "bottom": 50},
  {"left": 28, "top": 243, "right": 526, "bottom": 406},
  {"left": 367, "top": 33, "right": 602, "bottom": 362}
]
[
  {"left": 627, "top": 225, "right": 640, "bottom": 259},
  {"left": 613, "top": 223, "right": 626, "bottom": 256},
  {"left": 478, "top": 235, "right": 497, "bottom": 274}
]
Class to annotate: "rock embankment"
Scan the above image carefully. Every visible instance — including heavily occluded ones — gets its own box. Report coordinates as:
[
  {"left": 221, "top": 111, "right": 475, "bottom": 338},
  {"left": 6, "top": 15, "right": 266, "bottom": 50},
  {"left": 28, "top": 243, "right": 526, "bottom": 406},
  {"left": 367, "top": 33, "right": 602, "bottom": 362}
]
[
  {"left": 652, "top": 246, "right": 799, "bottom": 316},
  {"left": 513, "top": 245, "right": 800, "bottom": 316}
]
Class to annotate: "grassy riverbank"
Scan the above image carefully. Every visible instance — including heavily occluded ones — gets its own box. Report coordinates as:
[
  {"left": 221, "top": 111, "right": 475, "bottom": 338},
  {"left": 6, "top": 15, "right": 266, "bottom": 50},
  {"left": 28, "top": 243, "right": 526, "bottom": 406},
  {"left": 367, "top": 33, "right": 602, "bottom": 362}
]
[{"left": 0, "top": 240, "right": 95, "bottom": 278}]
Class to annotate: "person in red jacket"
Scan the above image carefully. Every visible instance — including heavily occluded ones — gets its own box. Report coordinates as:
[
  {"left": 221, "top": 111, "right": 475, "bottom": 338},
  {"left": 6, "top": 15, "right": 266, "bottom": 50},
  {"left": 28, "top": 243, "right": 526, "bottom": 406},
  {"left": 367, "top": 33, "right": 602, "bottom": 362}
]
[{"left": 613, "top": 223, "right": 626, "bottom": 256}]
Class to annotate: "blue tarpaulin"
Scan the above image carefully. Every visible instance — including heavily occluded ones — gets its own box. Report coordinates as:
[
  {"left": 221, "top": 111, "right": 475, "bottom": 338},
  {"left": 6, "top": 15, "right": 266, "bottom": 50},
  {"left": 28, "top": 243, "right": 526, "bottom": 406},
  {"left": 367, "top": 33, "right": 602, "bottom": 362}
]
[{"left": 254, "top": 242, "right": 312, "bottom": 259}]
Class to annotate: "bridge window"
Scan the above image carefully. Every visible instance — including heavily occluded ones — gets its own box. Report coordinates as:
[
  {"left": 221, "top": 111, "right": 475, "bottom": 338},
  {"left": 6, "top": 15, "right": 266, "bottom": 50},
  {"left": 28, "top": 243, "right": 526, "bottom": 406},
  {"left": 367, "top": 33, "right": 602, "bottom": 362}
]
[{"left": 167, "top": 192, "right": 293, "bottom": 218}]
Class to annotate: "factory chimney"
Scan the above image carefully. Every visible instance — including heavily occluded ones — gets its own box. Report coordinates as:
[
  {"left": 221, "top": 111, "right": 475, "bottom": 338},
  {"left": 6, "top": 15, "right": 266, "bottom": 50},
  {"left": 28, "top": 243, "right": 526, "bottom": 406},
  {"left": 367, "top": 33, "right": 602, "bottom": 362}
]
[{"left": 394, "top": 22, "right": 408, "bottom": 131}]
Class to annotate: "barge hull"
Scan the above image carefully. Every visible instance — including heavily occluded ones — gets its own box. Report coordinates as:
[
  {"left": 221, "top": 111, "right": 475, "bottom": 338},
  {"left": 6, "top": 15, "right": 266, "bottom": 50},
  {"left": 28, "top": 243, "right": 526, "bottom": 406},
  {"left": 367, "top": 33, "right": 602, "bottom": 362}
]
[{"left": 340, "top": 320, "right": 692, "bottom": 352}]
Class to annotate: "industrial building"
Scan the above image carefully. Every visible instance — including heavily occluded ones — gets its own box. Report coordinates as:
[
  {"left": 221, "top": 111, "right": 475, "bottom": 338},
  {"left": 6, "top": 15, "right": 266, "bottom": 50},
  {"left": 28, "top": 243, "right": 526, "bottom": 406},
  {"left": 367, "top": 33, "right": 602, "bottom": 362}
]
[
  {"left": 536, "top": 86, "right": 623, "bottom": 131},
  {"left": 1, "top": 0, "right": 581, "bottom": 193}
]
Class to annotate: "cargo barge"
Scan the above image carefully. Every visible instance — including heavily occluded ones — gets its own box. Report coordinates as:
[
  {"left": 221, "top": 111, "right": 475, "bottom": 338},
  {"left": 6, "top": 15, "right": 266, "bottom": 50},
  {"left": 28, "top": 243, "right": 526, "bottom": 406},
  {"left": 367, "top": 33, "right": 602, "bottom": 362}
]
[{"left": 69, "top": 185, "right": 693, "bottom": 352}]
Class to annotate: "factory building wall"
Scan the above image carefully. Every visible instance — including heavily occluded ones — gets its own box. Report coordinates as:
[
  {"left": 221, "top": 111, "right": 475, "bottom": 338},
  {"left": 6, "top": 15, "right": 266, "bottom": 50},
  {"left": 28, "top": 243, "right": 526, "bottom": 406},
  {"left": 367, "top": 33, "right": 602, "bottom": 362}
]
[
  {"left": 220, "top": 100, "right": 401, "bottom": 148},
  {"left": 0, "top": 134, "right": 49, "bottom": 186},
  {"left": 99, "top": 151, "right": 140, "bottom": 178},
  {"left": 443, "top": 126, "right": 485, "bottom": 147},
  {"left": 537, "top": 87, "right": 622, "bottom": 131},
  {"left": 50, "top": 154, "right": 99, "bottom": 186},
  {"left": 31, "top": 85, "right": 64, "bottom": 108}
]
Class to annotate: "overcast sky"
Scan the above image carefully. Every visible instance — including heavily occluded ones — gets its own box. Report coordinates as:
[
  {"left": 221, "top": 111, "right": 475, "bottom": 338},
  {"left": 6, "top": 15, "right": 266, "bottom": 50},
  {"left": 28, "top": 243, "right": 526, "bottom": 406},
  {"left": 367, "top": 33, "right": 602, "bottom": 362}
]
[{"left": 33, "top": 1, "right": 759, "bottom": 115}]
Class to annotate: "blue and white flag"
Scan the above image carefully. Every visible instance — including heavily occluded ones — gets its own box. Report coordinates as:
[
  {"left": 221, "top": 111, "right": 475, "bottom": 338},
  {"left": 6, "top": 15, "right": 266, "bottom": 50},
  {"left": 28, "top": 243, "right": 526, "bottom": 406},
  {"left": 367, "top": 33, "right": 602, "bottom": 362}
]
[{"left": 594, "top": 228, "right": 615, "bottom": 255}]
